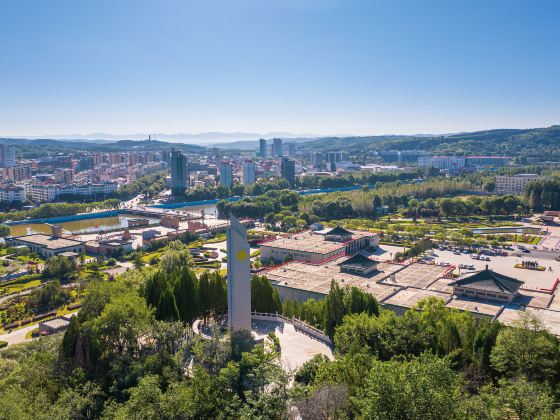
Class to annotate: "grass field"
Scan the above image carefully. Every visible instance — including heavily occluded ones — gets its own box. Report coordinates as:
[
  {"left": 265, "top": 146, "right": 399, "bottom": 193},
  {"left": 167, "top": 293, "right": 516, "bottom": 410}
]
[
  {"left": 329, "top": 216, "right": 540, "bottom": 248},
  {"left": 0, "top": 274, "right": 43, "bottom": 296}
]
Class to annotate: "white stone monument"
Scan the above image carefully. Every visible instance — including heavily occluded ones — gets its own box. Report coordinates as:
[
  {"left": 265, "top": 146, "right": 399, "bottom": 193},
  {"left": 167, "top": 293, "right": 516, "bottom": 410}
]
[{"left": 226, "top": 216, "right": 252, "bottom": 331}]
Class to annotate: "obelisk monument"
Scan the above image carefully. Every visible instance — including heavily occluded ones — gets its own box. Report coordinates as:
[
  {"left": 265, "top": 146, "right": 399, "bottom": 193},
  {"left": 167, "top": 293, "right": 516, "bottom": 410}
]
[{"left": 226, "top": 216, "right": 251, "bottom": 331}]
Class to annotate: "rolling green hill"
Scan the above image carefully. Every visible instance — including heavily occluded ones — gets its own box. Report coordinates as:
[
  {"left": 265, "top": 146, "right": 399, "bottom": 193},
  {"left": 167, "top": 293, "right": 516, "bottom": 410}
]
[{"left": 301, "top": 125, "right": 560, "bottom": 161}]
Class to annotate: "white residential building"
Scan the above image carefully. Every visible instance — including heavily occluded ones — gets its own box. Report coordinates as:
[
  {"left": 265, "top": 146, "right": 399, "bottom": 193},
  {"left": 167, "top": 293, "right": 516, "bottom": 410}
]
[
  {"left": 31, "top": 182, "right": 117, "bottom": 202},
  {"left": 495, "top": 174, "right": 542, "bottom": 195},
  {"left": 418, "top": 156, "right": 466, "bottom": 170},
  {"left": 0, "top": 185, "right": 26, "bottom": 202},
  {"left": 218, "top": 161, "right": 233, "bottom": 188}
]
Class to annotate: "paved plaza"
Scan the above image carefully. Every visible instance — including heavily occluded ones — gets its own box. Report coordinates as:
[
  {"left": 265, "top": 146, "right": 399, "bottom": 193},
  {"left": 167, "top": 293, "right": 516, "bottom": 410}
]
[
  {"left": 251, "top": 320, "right": 333, "bottom": 372},
  {"left": 380, "top": 263, "right": 451, "bottom": 289},
  {"left": 432, "top": 249, "right": 559, "bottom": 291}
]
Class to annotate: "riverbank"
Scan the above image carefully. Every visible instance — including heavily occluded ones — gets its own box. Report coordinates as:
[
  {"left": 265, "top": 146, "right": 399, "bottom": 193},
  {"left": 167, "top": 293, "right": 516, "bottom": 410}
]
[{"left": 5, "top": 185, "right": 374, "bottom": 230}]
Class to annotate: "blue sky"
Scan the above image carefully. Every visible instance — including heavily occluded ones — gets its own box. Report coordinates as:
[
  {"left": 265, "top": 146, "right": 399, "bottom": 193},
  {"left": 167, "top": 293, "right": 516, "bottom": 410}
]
[{"left": 1, "top": 0, "right": 559, "bottom": 137}]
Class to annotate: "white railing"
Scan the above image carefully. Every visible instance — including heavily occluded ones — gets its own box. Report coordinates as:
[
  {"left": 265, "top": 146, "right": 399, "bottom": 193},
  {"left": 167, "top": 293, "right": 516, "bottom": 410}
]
[
  {"left": 251, "top": 311, "right": 333, "bottom": 346},
  {"left": 192, "top": 311, "right": 333, "bottom": 346}
]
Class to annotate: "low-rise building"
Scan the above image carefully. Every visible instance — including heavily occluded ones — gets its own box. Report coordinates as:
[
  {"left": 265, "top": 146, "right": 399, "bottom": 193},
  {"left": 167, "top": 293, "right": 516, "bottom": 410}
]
[
  {"left": 39, "top": 317, "right": 71, "bottom": 334},
  {"left": 98, "top": 238, "right": 134, "bottom": 256},
  {"left": 260, "top": 227, "right": 379, "bottom": 265},
  {"left": 0, "top": 185, "right": 26, "bottom": 202},
  {"left": 30, "top": 181, "right": 117, "bottom": 202},
  {"left": 465, "top": 156, "right": 509, "bottom": 167},
  {"left": 337, "top": 253, "right": 379, "bottom": 276},
  {"left": 448, "top": 267, "right": 524, "bottom": 303},
  {"left": 418, "top": 156, "right": 466, "bottom": 170},
  {"left": 6, "top": 234, "right": 85, "bottom": 258}
]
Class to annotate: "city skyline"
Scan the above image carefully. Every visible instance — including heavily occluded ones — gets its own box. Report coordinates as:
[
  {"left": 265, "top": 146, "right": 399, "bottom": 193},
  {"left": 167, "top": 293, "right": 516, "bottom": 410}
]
[{"left": 1, "top": 0, "right": 559, "bottom": 137}]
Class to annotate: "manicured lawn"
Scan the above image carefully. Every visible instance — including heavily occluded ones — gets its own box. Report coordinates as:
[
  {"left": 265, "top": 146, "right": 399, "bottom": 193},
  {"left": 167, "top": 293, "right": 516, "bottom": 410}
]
[
  {"left": 141, "top": 251, "right": 163, "bottom": 263},
  {"left": 0, "top": 274, "right": 43, "bottom": 296},
  {"left": 204, "top": 233, "right": 226, "bottom": 244}
]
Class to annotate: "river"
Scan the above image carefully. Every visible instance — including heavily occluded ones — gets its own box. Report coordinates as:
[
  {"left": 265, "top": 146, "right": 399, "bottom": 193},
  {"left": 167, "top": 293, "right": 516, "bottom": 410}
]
[
  {"left": 8, "top": 185, "right": 352, "bottom": 237},
  {"left": 177, "top": 203, "right": 218, "bottom": 216},
  {"left": 9, "top": 214, "right": 160, "bottom": 236}
]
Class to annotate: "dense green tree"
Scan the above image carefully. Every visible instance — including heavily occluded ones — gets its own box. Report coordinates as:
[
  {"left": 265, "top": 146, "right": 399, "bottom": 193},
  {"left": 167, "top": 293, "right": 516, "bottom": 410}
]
[
  {"left": 251, "top": 275, "right": 282, "bottom": 313},
  {"left": 490, "top": 312, "right": 560, "bottom": 385},
  {"left": 27, "top": 280, "right": 70, "bottom": 312},
  {"left": 111, "top": 375, "right": 164, "bottom": 420},
  {"left": 355, "top": 354, "right": 461, "bottom": 420},
  {"left": 198, "top": 271, "right": 211, "bottom": 321},
  {"left": 0, "top": 224, "right": 10, "bottom": 237},
  {"left": 173, "top": 268, "right": 198, "bottom": 323},
  {"left": 157, "top": 241, "right": 193, "bottom": 272},
  {"left": 344, "top": 286, "right": 379, "bottom": 316},
  {"left": 294, "top": 354, "right": 330, "bottom": 385},
  {"left": 156, "top": 287, "right": 180, "bottom": 322},
  {"left": 323, "top": 280, "right": 345, "bottom": 337},
  {"left": 42, "top": 256, "right": 78, "bottom": 282}
]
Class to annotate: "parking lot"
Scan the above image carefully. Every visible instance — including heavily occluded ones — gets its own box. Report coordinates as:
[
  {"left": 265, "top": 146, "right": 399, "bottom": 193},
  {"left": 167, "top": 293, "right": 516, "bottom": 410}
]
[{"left": 429, "top": 248, "right": 560, "bottom": 291}]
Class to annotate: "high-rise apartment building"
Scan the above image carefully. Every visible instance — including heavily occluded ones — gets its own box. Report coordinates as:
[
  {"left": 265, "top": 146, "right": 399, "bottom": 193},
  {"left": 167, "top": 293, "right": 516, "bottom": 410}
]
[
  {"left": 170, "top": 149, "right": 189, "bottom": 196},
  {"left": 259, "top": 139, "right": 267, "bottom": 158},
  {"left": 310, "top": 151, "right": 324, "bottom": 166},
  {"left": 161, "top": 150, "right": 171, "bottom": 166},
  {"left": 54, "top": 168, "right": 74, "bottom": 184},
  {"left": 218, "top": 161, "right": 233, "bottom": 188},
  {"left": 288, "top": 143, "right": 296, "bottom": 157},
  {"left": 1, "top": 166, "right": 31, "bottom": 182},
  {"left": 0, "top": 144, "right": 16, "bottom": 168},
  {"left": 272, "top": 138, "right": 283, "bottom": 157},
  {"left": 242, "top": 160, "right": 256, "bottom": 186},
  {"left": 78, "top": 154, "right": 94, "bottom": 171},
  {"left": 281, "top": 157, "right": 295, "bottom": 186}
]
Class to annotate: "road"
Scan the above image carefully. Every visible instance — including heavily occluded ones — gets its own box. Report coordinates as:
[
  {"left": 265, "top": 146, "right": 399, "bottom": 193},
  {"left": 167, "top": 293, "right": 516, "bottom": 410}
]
[
  {"left": 0, "top": 310, "right": 79, "bottom": 347},
  {"left": 0, "top": 288, "right": 35, "bottom": 304},
  {"left": 0, "top": 281, "right": 75, "bottom": 305},
  {"left": 510, "top": 243, "right": 560, "bottom": 261},
  {"left": 0, "top": 324, "right": 38, "bottom": 346}
]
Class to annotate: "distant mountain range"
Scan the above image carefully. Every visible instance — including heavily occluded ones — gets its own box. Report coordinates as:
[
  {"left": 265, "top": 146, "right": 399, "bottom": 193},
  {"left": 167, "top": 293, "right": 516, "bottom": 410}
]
[
  {"left": 6, "top": 131, "right": 325, "bottom": 145},
  {"left": 2, "top": 125, "right": 560, "bottom": 160}
]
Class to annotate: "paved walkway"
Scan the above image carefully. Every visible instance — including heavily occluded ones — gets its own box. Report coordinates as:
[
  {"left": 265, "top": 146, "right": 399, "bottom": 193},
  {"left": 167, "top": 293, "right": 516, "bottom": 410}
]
[
  {"left": 0, "top": 324, "right": 37, "bottom": 346},
  {"left": 251, "top": 320, "right": 333, "bottom": 372}
]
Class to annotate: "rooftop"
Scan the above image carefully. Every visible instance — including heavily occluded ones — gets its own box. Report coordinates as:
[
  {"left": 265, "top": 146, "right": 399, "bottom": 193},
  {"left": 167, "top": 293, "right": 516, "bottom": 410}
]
[
  {"left": 58, "top": 251, "right": 80, "bottom": 258},
  {"left": 497, "top": 308, "right": 560, "bottom": 336},
  {"left": 9, "top": 234, "right": 83, "bottom": 250},
  {"left": 445, "top": 297, "right": 503, "bottom": 317},
  {"left": 324, "top": 226, "right": 353, "bottom": 237},
  {"left": 338, "top": 253, "right": 378, "bottom": 270},
  {"left": 383, "top": 288, "right": 451, "bottom": 309},
  {"left": 262, "top": 229, "right": 377, "bottom": 255},
  {"left": 266, "top": 257, "right": 402, "bottom": 300},
  {"left": 513, "top": 290, "right": 553, "bottom": 309},
  {"left": 426, "top": 278, "right": 455, "bottom": 294},
  {"left": 449, "top": 267, "right": 524, "bottom": 295},
  {"left": 380, "top": 263, "right": 452, "bottom": 289},
  {"left": 40, "top": 317, "right": 70, "bottom": 329}
]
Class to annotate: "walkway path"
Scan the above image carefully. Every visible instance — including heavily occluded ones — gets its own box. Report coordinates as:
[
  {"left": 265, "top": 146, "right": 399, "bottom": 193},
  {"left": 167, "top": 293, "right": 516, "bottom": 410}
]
[
  {"left": 251, "top": 320, "right": 333, "bottom": 372},
  {"left": 0, "top": 324, "right": 37, "bottom": 346}
]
